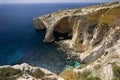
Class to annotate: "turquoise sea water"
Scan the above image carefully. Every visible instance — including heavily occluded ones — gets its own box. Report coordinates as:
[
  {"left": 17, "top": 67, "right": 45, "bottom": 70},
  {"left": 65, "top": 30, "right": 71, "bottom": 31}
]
[{"left": 0, "top": 3, "right": 98, "bottom": 73}]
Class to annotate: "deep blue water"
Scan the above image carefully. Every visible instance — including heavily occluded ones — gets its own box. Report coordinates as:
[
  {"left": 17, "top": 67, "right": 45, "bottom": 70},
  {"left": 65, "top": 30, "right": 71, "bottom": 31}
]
[{"left": 0, "top": 3, "right": 98, "bottom": 73}]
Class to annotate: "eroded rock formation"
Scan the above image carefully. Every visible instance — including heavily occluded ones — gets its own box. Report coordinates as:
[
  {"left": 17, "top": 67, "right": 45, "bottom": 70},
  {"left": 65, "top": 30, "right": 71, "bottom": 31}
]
[
  {"left": 33, "top": 2, "right": 119, "bottom": 42},
  {"left": 33, "top": 2, "right": 120, "bottom": 80},
  {"left": 33, "top": 1, "right": 120, "bottom": 60}
]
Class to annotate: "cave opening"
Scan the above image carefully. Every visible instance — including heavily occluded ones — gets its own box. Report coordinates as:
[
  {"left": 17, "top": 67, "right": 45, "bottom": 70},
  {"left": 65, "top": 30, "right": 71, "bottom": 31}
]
[
  {"left": 54, "top": 31, "right": 72, "bottom": 41},
  {"left": 53, "top": 16, "right": 73, "bottom": 41}
]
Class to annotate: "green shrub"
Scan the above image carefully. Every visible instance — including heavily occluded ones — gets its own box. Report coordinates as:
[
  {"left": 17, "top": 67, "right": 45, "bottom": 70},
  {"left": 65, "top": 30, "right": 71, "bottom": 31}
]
[
  {"left": 94, "top": 64, "right": 101, "bottom": 70},
  {"left": 77, "top": 70, "right": 91, "bottom": 80},
  {"left": 0, "top": 67, "right": 23, "bottom": 80},
  {"left": 30, "top": 68, "right": 45, "bottom": 78},
  {"left": 87, "top": 76, "right": 101, "bottom": 80},
  {"left": 112, "top": 63, "right": 120, "bottom": 80},
  {"left": 77, "top": 70, "right": 101, "bottom": 80}
]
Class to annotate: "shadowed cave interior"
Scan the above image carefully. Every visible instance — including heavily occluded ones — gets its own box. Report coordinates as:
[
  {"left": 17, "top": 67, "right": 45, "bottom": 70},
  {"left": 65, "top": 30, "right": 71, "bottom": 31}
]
[{"left": 54, "top": 31, "right": 72, "bottom": 41}]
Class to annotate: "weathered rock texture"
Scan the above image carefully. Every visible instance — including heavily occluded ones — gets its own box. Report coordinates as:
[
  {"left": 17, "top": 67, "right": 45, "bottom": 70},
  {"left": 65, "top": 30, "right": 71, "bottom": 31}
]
[
  {"left": 33, "top": 2, "right": 120, "bottom": 61},
  {"left": 33, "top": 2, "right": 120, "bottom": 80},
  {"left": 0, "top": 63, "right": 64, "bottom": 80}
]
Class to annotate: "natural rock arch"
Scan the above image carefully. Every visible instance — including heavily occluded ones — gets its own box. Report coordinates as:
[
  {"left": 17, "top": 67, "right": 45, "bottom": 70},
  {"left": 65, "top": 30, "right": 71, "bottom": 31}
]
[{"left": 44, "top": 16, "right": 74, "bottom": 42}]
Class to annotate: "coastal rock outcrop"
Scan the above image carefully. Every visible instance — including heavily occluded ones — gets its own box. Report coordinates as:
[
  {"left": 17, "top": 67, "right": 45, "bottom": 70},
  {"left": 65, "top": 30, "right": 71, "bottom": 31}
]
[
  {"left": 33, "top": 2, "right": 120, "bottom": 43},
  {"left": 0, "top": 63, "right": 64, "bottom": 80},
  {"left": 33, "top": 2, "right": 120, "bottom": 80},
  {"left": 33, "top": 2, "right": 120, "bottom": 61}
]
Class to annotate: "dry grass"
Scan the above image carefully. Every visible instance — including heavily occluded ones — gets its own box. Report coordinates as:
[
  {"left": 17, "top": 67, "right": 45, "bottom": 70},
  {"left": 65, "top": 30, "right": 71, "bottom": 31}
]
[
  {"left": 59, "top": 68, "right": 77, "bottom": 80},
  {"left": 77, "top": 70, "right": 101, "bottom": 80},
  {"left": 59, "top": 67, "right": 101, "bottom": 80},
  {"left": 88, "top": 8, "right": 108, "bottom": 25},
  {"left": 99, "top": 6, "right": 120, "bottom": 25}
]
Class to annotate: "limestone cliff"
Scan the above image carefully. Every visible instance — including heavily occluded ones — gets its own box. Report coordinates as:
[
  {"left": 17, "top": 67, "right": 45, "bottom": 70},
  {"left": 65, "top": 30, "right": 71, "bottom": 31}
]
[
  {"left": 0, "top": 63, "right": 63, "bottom": 80},
  {"left": 33, "top": 1, "right": 120, "bottom": 61},
  {"left": 33, "top": 2, "right": 120, "bottom": 80}
]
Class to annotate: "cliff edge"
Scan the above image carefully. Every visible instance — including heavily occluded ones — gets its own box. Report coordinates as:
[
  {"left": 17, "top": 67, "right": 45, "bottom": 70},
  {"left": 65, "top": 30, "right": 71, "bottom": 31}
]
[
  {"left": 0, "top": 63, "right": 63, "bottom": 80},
  {"left": 33, "top": 2, "right": 120, "bottom": 80}
]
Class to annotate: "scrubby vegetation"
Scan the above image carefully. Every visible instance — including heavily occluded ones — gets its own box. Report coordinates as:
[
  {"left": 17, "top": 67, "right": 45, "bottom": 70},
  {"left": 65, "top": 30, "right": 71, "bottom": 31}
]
[
  {"left": 59, "top": 67, "right": 101, "bottom": 80},
  {"left": 59, "top": 67, "right": 78, "bottom": 80},
  {"left": 99, "top": 6, "right": 120, "bottom": 25},
  {"left": 30, "top": 68, "right": 45, "bottom": 78},
  {"left": 112, "top": 63, "right": 120, "bottom": 80},
  {"left": 0, "top": 67, "right": 23, "bottom": 80},
  {"left": 77, "top": 70, "right": 91, "bottom": 80},
  {"left": 86, "top": 76, "right": 101, "bottom": 80},
  {"left": 0, "top": 67, "right": 46, "bottom": 80},
  {"left": 94, "top": 64, "right": 101, "bottom": 70}
]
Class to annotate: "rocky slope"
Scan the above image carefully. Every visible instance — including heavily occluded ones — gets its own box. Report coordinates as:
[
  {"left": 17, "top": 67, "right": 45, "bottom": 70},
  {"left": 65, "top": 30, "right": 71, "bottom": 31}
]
[
  {"left": 33, "top": 2, "right": 120, "bottom": 80},
  {"left": 0, "top": 63, "right": 63, "bottom": 80}
]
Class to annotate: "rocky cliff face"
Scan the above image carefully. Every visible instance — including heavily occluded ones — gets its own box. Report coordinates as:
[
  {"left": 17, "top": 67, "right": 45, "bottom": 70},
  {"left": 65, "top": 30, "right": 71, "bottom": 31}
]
[
  {"left": 33, "top": 2, "right": 120, "bottom": 62},
  {"left": 33, "top": 2, "right": 120, "bottom": 80}
]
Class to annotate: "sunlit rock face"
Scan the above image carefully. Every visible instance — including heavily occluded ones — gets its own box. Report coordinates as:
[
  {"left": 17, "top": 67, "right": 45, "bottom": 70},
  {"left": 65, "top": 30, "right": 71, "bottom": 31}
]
[
  {"left": 33, "top": 2, "right": 120, "bottom": 64},
  {"left": 0, "top": 63, "right": 64, "bottom": 80},
  {"left": 32, "top": 2, "right": 120, "bottom": 80}
]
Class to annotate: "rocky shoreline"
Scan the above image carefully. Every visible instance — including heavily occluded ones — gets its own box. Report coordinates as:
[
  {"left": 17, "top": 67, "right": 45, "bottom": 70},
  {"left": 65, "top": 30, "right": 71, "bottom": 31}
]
[
  {"left": 33, "top": 1, "right": 120, "bottom": 62},
  {"left": 0, "top": 2, "right": 120, "bottom": 80},
  {"left": 32, "top": 1, "right": 120, "bottom": 80}
]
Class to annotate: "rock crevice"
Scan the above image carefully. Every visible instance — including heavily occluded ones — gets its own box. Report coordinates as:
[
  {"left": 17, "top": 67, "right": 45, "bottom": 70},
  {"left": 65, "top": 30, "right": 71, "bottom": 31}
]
[
  {"left": 33, "top": 2, "right": 120, "bottom": 62},
  {"left": 33, "top": 2, "right": 120, "bottom": 80}
]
